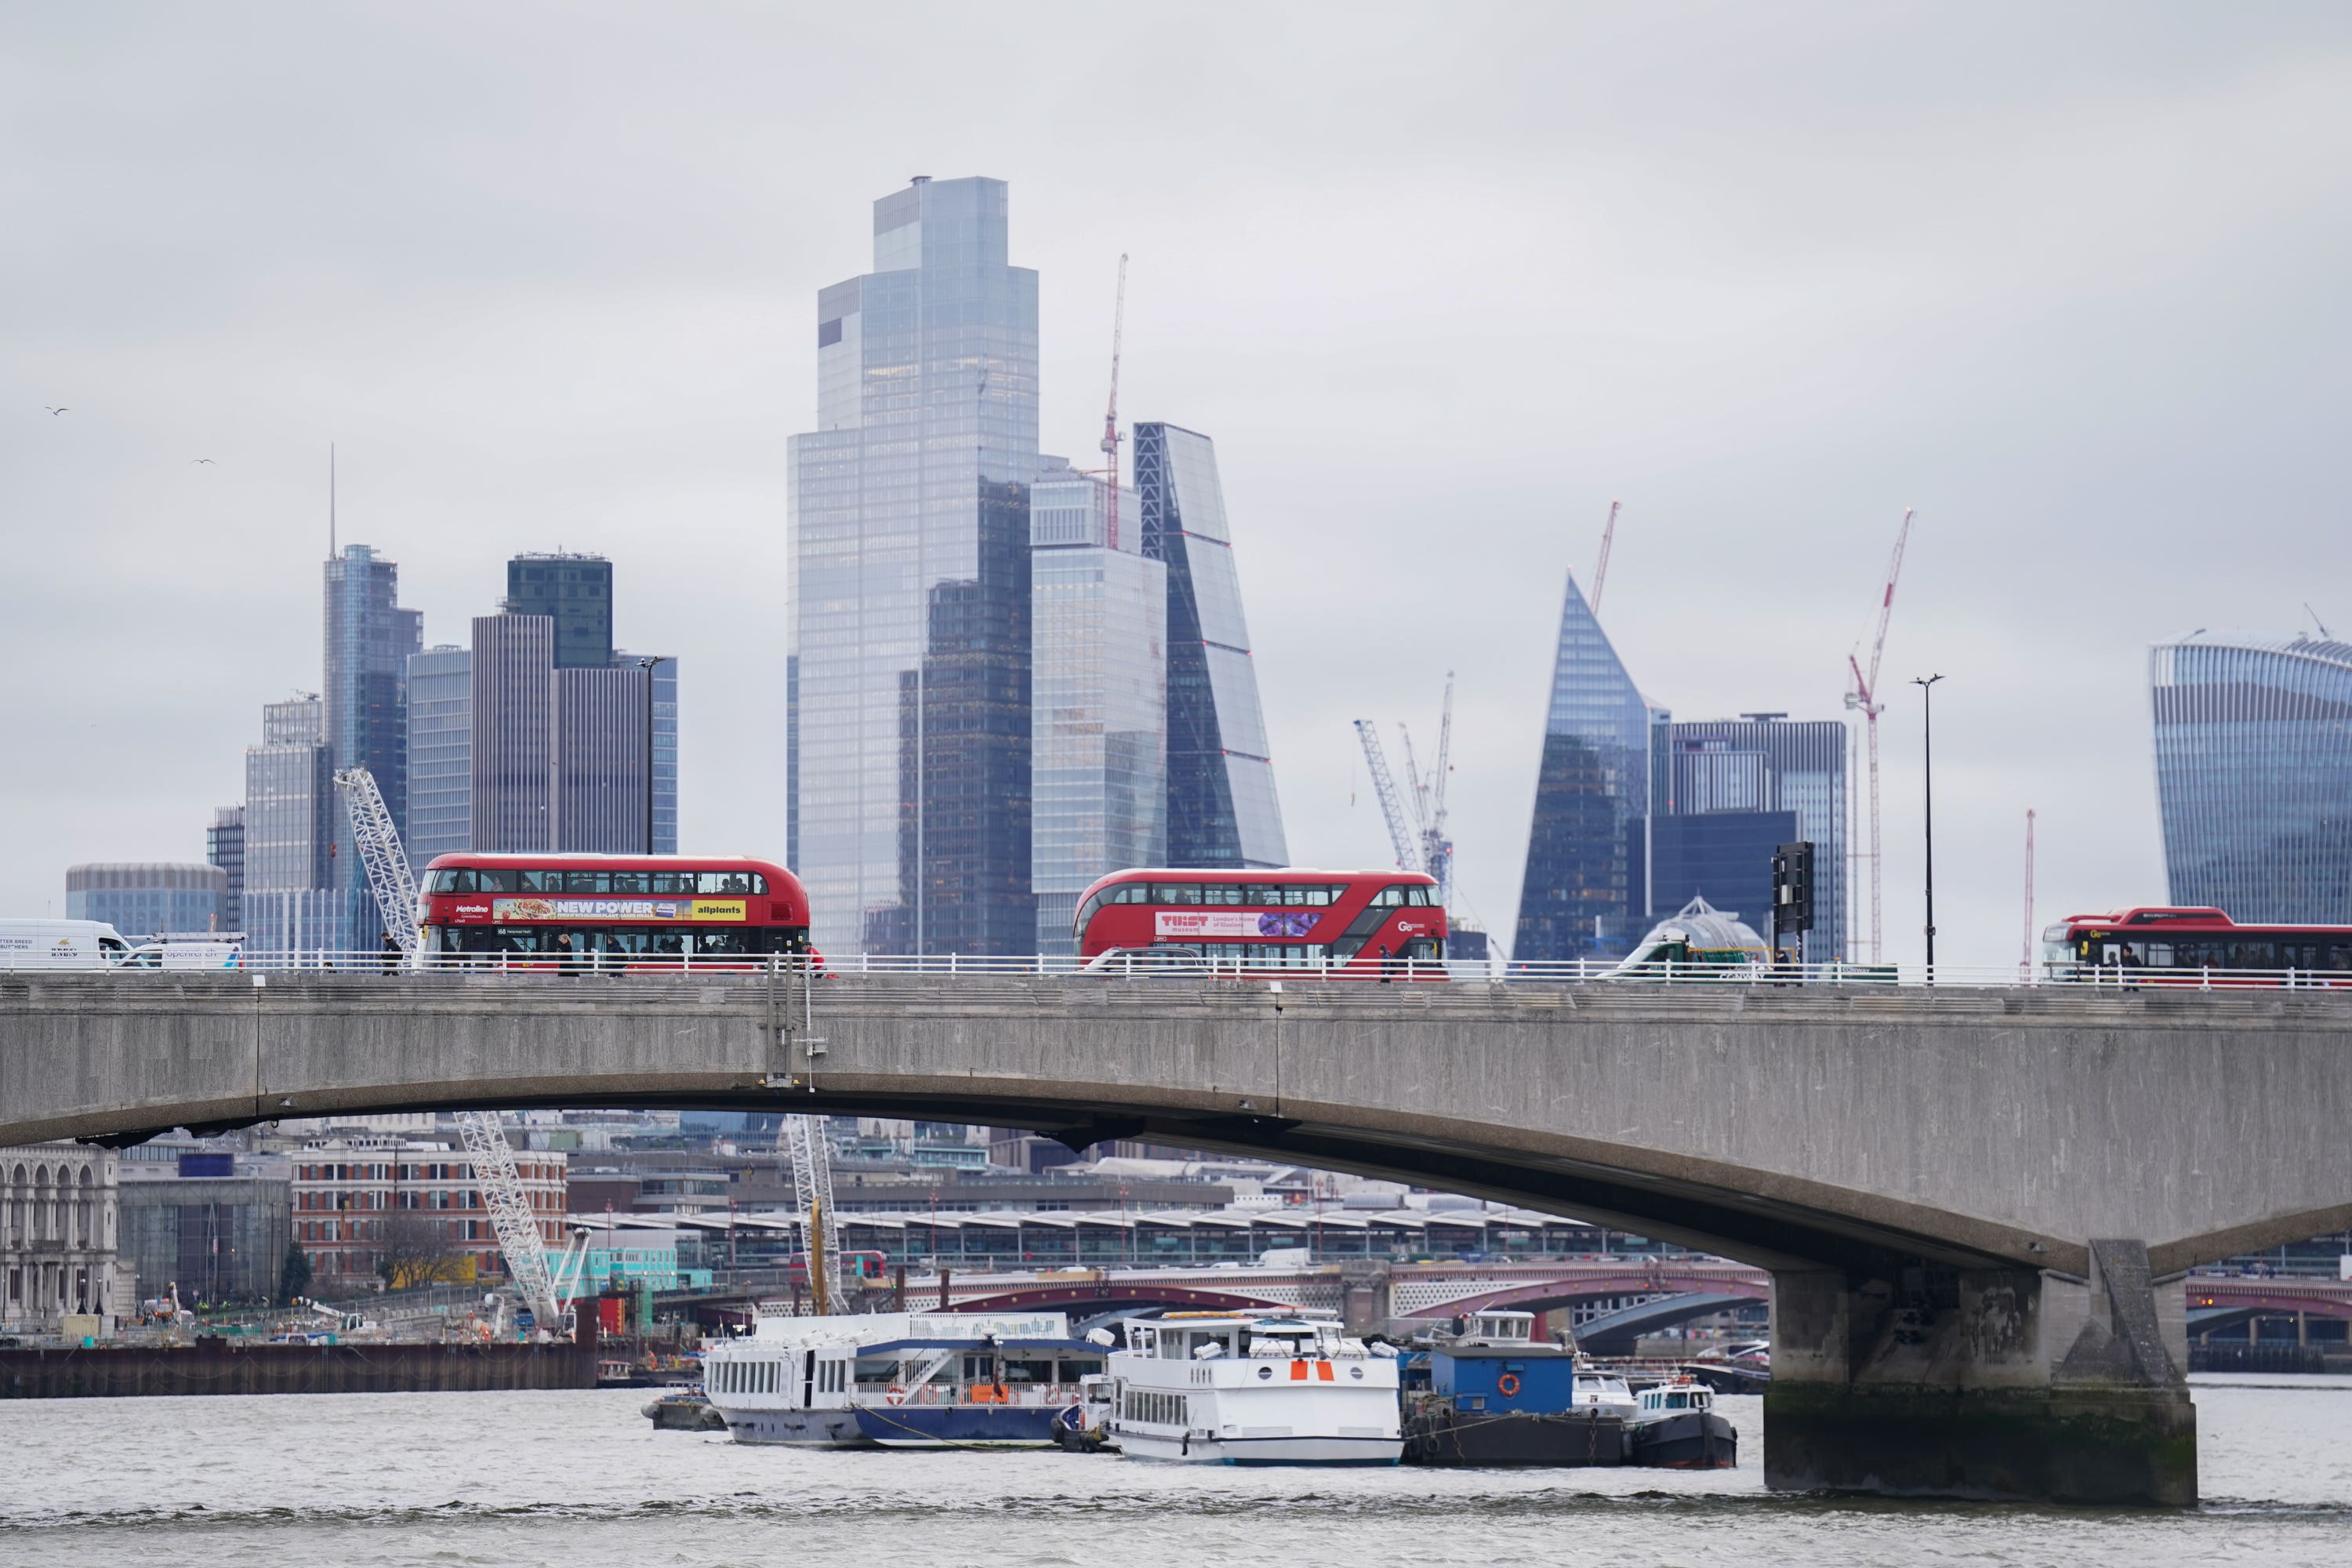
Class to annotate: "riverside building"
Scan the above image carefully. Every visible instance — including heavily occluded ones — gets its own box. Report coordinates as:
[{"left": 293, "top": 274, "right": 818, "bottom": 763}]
[
  {"left": 290, "top": 1137, "right": 568, "bottom": 1289},
  {"left": 1, "top": 1142, "right": 122, "bottom": 1334}
]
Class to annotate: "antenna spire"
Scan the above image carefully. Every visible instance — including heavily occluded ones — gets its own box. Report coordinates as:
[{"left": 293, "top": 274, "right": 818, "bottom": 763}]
[{"left": 329, "top": 443, "right": 337, "bottom": 559}]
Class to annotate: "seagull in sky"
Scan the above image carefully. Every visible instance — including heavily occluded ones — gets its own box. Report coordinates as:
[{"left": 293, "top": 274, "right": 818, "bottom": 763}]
[
  {"left": 192, "top": 458, "right": 215, "bottom": 464},
  {"left": 45, "top": 406, "right": 67, "bottom": 416}
]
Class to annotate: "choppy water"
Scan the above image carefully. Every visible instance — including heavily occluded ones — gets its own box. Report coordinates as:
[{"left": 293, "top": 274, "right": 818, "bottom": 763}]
[{"left": 4, "top": 1377, "right": 2350, "bottom": 1566}]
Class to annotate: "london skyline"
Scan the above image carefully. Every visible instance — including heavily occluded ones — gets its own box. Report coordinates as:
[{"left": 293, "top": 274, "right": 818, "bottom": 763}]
[{"left": 8, "top": 6, "right": 2351, "bottom": 969}]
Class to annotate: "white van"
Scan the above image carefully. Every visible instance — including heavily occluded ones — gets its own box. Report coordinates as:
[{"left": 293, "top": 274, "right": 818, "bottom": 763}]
[
  {"left": 0, "top": 919, "right": 136, "bottom": 969},
  {"left": 123, "top": 937, "right": 244, "bottom": 970}
]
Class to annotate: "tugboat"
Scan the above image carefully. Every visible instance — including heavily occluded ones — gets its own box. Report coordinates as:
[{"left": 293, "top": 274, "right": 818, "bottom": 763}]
[
  {"left": 1401, "top": 1311, "right": 1632, "bottom": 1468},
  {"left": 1627, "top": 1376, "right": 1737, "bottom": 1468},
  {"left": 1053, "top": 1373, "right": 1119, "bottom": 1453}
]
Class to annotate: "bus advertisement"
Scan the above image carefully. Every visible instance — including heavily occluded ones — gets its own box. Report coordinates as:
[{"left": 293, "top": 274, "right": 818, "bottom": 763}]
[
  {"left": 418, "top": 854, "right": 810, "bottom": 967},
  {"left": 1072, "top": 868, "right": 1446, "bottom": 978}
]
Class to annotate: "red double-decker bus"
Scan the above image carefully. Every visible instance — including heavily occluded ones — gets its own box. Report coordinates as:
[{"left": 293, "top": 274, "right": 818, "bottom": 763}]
[
  {"left": 417, "top": 854, "right": 810, "bottom": 966},
  {"left": 2039, "top": 907, "right": 2352, "bottom": 982},
  {"left": 1072, "top": 868, "right": 1447, "bottom": 976}
]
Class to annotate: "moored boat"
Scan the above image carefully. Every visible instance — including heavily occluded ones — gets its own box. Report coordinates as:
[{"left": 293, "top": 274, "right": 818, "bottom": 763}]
[
  {"left": 1627, "top": 1375, "right": 1737, "bottom": 1468},
  {"left": 1403, "top": 1310, "right": 1631, "bottom": 1468},
  {"left": 701, "top": 1308, "right": 1105, "bottom": 1448},
  {"left": 1106, "top": 1311, "right": 1402, "bottom": 1466}
]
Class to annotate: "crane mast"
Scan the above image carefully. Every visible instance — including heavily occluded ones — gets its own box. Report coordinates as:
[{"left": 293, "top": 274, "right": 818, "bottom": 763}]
[
  {"left": 1589, "top": 500, "right": 1623, "bottom": 616},
  {"left": 1842, "top": 507, "right": 1915, "bottom": 964},
  {"left": 1099, "top": 253, "right": 1128, "bottom": 549},
  {"left": 783, "top": 1113, "right": 845, "bottom": 1314},
  {"left": 2020, "top": 807, "right": 2037, "bottom": 982},
  {"left": 332, "top": 766, "right": 563, "bottom": 1331}
]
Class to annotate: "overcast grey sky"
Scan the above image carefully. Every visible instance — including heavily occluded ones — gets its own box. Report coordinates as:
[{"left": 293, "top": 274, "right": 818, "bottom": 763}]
[{"left": 5, "top": 3, "right": 2350, "bottom": 967}]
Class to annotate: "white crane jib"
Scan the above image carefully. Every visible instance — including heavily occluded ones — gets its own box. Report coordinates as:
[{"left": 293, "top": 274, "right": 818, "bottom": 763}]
[
  {"left": 331, "top": 766, "right": 564, "bottom": 1331},
  {"left": 1353, "top": 719, "right": 1420, "bottom": 876},
  {"left": 784, "top": 1113, "right": 845, "bottom": 1314},
  {"left": 1392, "top": 673, "right": 1457, "bottom": 908},
  {"left": 1842, "top": 506, "right": 1916, "bottom": 965}
]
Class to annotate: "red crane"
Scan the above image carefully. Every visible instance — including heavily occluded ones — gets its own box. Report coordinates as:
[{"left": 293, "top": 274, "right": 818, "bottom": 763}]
[
  {"left": 1589, "top": 500, "right": 1623, "bottom": 615},
  {"left": 1844, "top": 506, "right": 1916, "bottom": 964}
]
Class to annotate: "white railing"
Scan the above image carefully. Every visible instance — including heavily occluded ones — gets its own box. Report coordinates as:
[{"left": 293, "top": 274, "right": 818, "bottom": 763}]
[{"left": 15, "top": 948, "right": 2352, "bottom": 992}]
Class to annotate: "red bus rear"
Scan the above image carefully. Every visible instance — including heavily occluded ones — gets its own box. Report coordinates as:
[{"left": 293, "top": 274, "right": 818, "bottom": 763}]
[
  {"left": 1073, "top": 868, "right": 1446, "bottom": 977},
  {"left": 418, "top": 854, "right": 809, "bottom": 967},
  {"left": 2040, "top": 907, "right": 2352, "bottom": 983}
]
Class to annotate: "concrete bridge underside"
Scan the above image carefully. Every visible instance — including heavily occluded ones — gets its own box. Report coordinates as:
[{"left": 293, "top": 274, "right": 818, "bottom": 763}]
[{"left": 7, "top": 970, "right": 2351, "bottom": 1505}]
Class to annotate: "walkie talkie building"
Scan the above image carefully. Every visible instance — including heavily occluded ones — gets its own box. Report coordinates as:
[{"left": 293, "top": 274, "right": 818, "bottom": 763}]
[{"left": 2151, "top": 631, "right": 2352, "bottom": 924}]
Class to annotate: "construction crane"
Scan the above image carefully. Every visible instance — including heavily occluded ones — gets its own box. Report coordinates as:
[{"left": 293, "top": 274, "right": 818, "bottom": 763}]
[
  {"left": 1395, "top": 673, "right": 1457, "bottom": 908},
  {"left": 1353, "top": 720, "right": 1418, "bottom": 875},
  {"left": 2020, "top": 808, "right": 2037, "bottom": 983},
  {"left": 1098, "top": 253, "right": 1128, "bottom": 549},
  {"left": 332, "top": 767, "right": 564, "bottom": 1332},
  {"left": 1356, "top": 674, "right": 1459, "bottom": 907},
  {"left": 1589, "top": 500, "right": 1623, "bottom": 616},
  {"left": 783, "top": 1114, "right": 845, "bottom": 1315},
  {"left": 1842, "top": 507, "right": 1916, "bottom": 965}
]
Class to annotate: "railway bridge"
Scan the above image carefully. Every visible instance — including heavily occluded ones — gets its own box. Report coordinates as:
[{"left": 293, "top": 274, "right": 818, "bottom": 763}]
[{"left": 6, "top": 967, "right": 2352, "bottom": 1505}]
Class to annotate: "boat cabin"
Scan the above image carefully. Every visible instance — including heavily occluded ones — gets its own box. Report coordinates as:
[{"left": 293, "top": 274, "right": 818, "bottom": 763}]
[
  {"left": 1125, "top": 1312, "right": 1348, "bottom": 1362},
  {"left": 1636, "top": 1380, "right": 1716, "bottom": 1417}
]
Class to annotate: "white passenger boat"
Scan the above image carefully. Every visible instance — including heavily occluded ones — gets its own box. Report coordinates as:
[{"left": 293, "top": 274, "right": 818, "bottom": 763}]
[
  {"left": 1105, "top": 1311, "right": 1402, "bottom": 1466},
  {"left": 702, "top": 1308, "right": 1103, "bottom": 1447}
]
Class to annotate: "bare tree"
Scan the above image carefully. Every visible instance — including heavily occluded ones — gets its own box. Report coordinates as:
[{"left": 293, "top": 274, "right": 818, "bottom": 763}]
[{"left": 376, "top": 1210, "right": 468, "bottom": 1289}]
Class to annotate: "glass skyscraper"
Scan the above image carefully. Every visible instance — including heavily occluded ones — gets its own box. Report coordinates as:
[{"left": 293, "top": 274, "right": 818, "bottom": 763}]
[
  {"left": 790, "top": 176, "right": 1046, "bottom": 956},
  {"left": 1514, "top": 573, "right": 1657, "bottom": 963},
  {"left": 1030, "top": 473, "right": 1167, "bottom": 953},
  {"left": 323, "top": 545, "right": 421, "bottom": 949},
  {"left": 1132, "top": 422, "right": 1287, "bottom": 869},
  {"left": 2151, "top": 631, "right": 2352, "bottom": 923},
  {"left": 1653, "top": 717, "right": 1849, "bottom": 962},
  {"left": 206, "top": 806, "right": 244, "bottom": 930},
  {"left": 241, "top": 695, "right": 342, "bottom": 956},
  {"left": 470, "top": 614, "right": 555, "bottom": 852},
  {"left": 405, "top": 645, "right": 473, "bottom": 873},
  {"left": 66, "top": 863, "right": 230, "bottom": 938},
  {"left": 506, "top": 553, "right": 613, "bottom": 669}
]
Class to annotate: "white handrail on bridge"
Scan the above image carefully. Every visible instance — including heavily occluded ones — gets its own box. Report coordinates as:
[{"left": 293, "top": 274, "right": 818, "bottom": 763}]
[{"left": 20, "top": 949, "right": 2352, "bottom": 991}]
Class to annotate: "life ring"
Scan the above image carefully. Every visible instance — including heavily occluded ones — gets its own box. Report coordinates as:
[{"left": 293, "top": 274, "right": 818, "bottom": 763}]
[
  {"left": 1497, "top": 1373, "right": 1522, "bottom": 1397},
  {"left": 919, "top": 1384, "right": 940, "bottom": 1405},
  {"left": 884, "top": 1385, "right": 906, "bottom": 1406}
]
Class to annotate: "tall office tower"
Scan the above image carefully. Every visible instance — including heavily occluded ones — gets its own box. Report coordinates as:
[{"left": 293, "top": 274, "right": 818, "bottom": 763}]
[
  {"left": 241, "top": 695, "right": 341, "bottom": 956},
  {"left": 323, "top": 546, "right": 422, "bottom": 947},
  {"left": 405, "top": 645, "right": 473, "bottom": 873},
  {"left": 1514, "top": 574, "right": 1658, "bottom": 963},
  {"left": 553, "top": 662, "right": 653, "bottom": 851},
  {"left": 206, "top": 806, "right": 245, "bottom": 930},
  {"left": 1650, "top": 717, "right": 1849, "bottom": 962},
  {"left": 506, "top": 553, "right": 614, "bottom": 669},
  {"left": 1029, "top": 473, "right": 1167, "bottom": 953},
  {"left": 790, "top": 176, "right": 1046, "bottom": 956},
  {"left": 1132, "top": 423, "right": 1287, "bottom": 869},
  {"left": 2151, "top": 630, "right": 2352, "bottom": 922},
  {"left": 470, "top": 614, "right": 555, "bottom": 851},
  {"left": 625, "top": 652, "right": 681, "bottom": 854},
  {"left": 65, "top": 864, "right": 230, "bottom": 938}
]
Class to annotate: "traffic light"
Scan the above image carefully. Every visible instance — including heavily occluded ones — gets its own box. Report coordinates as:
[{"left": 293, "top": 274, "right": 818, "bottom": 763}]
[{"left": 1772, "top": 841, "right": 1816, "bottom": 937}]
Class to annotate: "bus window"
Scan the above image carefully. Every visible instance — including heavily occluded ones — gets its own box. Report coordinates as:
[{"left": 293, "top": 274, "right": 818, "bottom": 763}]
[
  {"left": 1116, "top": 884, "right": 1149, "bottom": 904},
  {"left": 474, "top": 867, "right": 516, "bottom": 892},
  {"left": 1203, "top": 884, "right": 1243, "bottom": 906},
  {"left": 521, "top": 869, "right": 564, "bottom": 893},
  {"left": 1152, "top": 883, "right": 1203, "bottom": 906},
  {"left": 565, "top": 871, "right": 609, "bottom": 894},
  {"left": 699, "top": 872, "right": 753, "bottom": 895},
  {"left": 1406, "top": 886, "right": 1435, "bottom": 906},
  {"left": 608, "top": 871, "right": 650, "bottom": 894},
  {"left": 648, "top": 931, "right": 686, "bottom": 958},
  {"left": 696, "top": 930, "right": 750, "bottom": 955},
  {"left": 651, "top": 871, "right": 692, "bottom": 894}
]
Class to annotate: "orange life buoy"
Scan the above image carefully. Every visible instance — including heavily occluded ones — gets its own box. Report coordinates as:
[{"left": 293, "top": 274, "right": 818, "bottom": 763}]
[
  {"left": 1497, "top": 1373, "right": 1522, "bottom": 1397},
  {"left": 884, "top": 1385, "right": 906, "bottom": 1406}
]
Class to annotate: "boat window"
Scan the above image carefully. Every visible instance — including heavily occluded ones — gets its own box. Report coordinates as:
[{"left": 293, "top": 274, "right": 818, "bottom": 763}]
[{"left": 1667, "top": 1392, "right": 1688, "bottom": 1409}]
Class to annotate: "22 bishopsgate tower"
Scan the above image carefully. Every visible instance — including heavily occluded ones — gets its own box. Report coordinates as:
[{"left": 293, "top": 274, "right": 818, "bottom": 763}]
[
  {"left": 788, "top": 178, "right": 1288, "bottom": 956},
  {"left": 789, "top": 177, "right": 1048, "bottom": 956}
]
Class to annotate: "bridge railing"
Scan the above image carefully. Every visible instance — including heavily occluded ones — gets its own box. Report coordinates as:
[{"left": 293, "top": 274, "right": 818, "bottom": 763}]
[{"left": 16, "top": 948, "right": 2352, "bottom": 992}]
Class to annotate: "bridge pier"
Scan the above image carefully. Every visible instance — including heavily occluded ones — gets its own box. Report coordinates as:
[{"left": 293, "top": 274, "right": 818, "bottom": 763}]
[{"left": 1765, "top": 1240, "right": 2196, "bottom": 1506}]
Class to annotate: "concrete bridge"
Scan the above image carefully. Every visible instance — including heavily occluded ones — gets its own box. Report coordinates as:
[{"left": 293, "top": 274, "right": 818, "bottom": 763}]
[{"left": 8, "top": 967, "right": 2352, "bottom": 1504}]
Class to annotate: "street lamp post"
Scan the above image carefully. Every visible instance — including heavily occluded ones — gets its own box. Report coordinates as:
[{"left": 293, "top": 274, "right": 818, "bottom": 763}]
[{"left": 1912, "top": 675, "right": 1945, "bottom": 982}]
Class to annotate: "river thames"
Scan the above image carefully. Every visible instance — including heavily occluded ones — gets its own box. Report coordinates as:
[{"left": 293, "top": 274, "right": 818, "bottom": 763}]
[{"left": 5, "top": 1377, "right": 2349, "bottom": 1566}]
